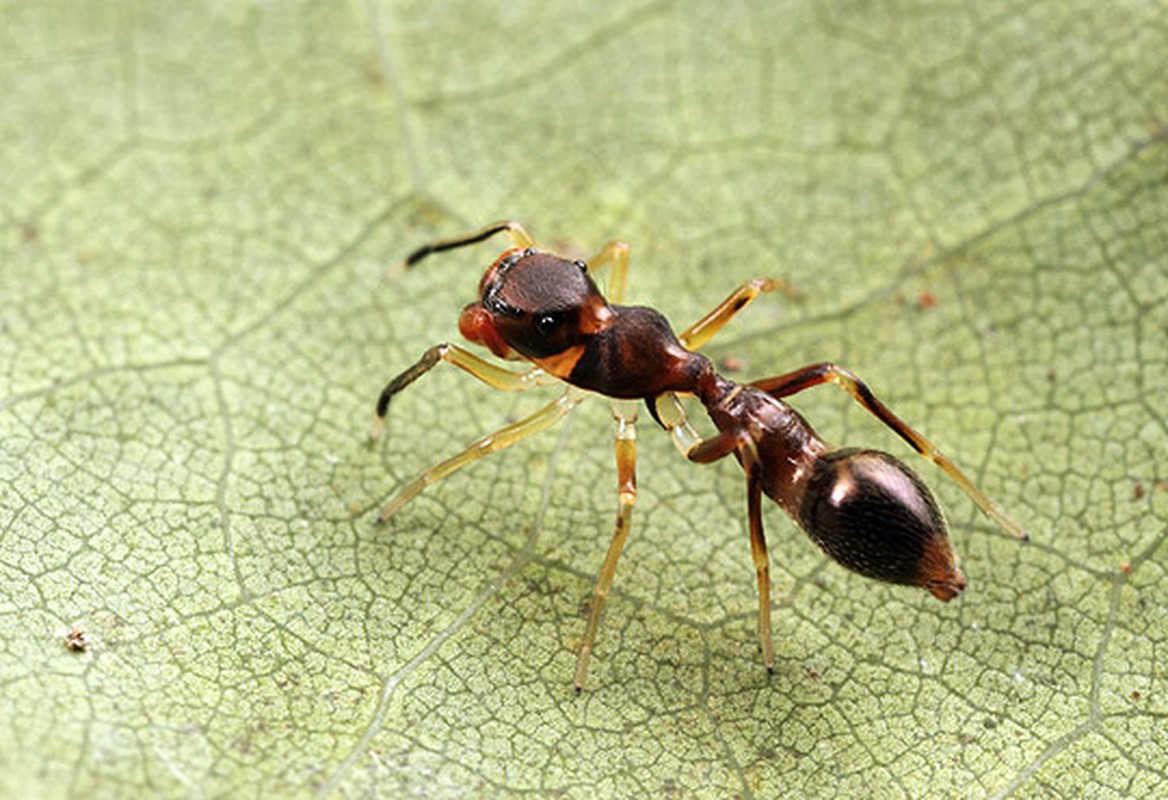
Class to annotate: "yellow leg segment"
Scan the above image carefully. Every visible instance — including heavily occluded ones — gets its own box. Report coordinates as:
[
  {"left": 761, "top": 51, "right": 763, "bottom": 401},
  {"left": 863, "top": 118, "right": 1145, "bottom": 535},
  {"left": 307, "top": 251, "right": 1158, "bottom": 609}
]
[
  {"left": 678, "top": 277, "right": 797, "bottom": 350},
  {"left": 574, "top": 400, "right": 638, "bottom": 692},
  {"left": 584, "top": 240, "right": 632, "bottom": 304},
  {"left": 377, "top": 389, "right": 584, "bottom": 522},
  {"left": 651, "top": 276, "right": 796, "bottom": 460},
  {"left": 741, "top": 445, "right": 774, "bottom": 672},
  {"left": 371, "top": 343, "right": 548, "bottom": 440}
]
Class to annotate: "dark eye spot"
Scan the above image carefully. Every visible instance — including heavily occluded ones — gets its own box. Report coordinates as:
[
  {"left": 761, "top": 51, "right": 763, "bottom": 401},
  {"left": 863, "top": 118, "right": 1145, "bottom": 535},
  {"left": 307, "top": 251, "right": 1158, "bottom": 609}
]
[
  {"left": 534, "top": 313, "right": 559, "bottom": 336},
  {"left": 574, "top": 259, "right": 588, "bottom": 273}
]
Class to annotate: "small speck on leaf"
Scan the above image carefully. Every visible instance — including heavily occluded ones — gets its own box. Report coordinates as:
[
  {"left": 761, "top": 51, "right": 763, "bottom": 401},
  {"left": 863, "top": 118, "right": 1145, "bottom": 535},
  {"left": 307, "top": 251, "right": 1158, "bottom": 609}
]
[{"left": 64, "top": 627, "right": 91, "bottom": 653}]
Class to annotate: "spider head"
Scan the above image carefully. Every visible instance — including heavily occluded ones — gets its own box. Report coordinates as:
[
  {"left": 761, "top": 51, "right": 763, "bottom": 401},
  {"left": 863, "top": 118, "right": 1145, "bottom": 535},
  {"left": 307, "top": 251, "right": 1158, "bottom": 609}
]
[{"left": 459, "top": 248, "right": 615, "bottom": 363}]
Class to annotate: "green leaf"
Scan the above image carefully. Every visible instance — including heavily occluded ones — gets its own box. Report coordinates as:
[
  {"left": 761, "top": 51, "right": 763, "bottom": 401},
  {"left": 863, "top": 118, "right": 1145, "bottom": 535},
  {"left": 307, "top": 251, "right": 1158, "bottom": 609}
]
[{"left": 3, "top": 1, "right": 1166, "bottom": 797}]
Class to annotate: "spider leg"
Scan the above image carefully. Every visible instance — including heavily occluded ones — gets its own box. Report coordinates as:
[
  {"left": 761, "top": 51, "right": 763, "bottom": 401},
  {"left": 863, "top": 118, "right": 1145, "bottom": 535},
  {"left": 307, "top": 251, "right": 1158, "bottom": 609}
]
[
  {"left": 402, "top": 220, "right": 535, "bottom": 268},
  {"left": 752, "top": 362, "right": 1028, "bottom": 541},
  {"left": 742, "top": 444, "right": 775, "bottom": 672},
  {"left": 677, "top": 425, "right": 777, "bottom": 671},
  {"left": 646, "top": 399, "right": 776, "bottom": 671},
  {"left": 583, "top": 240, "right": 631, "bottom": 304},
  {"left": 648, "top": 277, "right": 798, "bottom": 453},
  {"left": 678, "top": 277, "right": 797, "bottom": 350},
  {"left": 376, "top": 388, "right": 584, "bottom": 522},
  {"left": 371, "top": 343, "right": 550, "bottom": 439},
  {"left": 574, "top": 400, "right": 639, "bottom": 692}
]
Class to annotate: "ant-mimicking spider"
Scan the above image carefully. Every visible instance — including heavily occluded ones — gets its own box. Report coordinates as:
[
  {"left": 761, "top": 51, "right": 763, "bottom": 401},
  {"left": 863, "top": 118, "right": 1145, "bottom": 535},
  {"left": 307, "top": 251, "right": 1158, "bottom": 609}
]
[{"left": 370, "top": 221, "right": 1028, "bottom": 691}]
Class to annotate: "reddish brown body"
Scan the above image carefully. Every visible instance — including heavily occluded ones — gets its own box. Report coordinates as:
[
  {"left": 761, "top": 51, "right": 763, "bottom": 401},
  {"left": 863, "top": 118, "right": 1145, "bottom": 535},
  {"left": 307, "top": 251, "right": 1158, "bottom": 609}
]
[
  {"left": 700, "top": 377, "right": 964, "bottom": 600},
  {"left": 374, "top": 221, "right": 1025, "bottom": 689},
  {"left": 455, "top": 248, "right": 966, "bottom": 596}
]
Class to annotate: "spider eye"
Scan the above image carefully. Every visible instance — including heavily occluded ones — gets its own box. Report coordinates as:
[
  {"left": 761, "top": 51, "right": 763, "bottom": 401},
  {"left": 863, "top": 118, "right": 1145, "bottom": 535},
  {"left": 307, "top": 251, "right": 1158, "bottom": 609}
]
[{"left": 534, "top": 313, "right": 560, "bottom": 336}]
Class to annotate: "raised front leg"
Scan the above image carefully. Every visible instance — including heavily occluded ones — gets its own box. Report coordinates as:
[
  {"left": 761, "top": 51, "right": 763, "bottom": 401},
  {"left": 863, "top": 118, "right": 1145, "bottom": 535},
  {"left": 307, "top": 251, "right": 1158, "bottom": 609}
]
[{"left": 402, "top": 220, "right": 535, "bottom": 268}]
